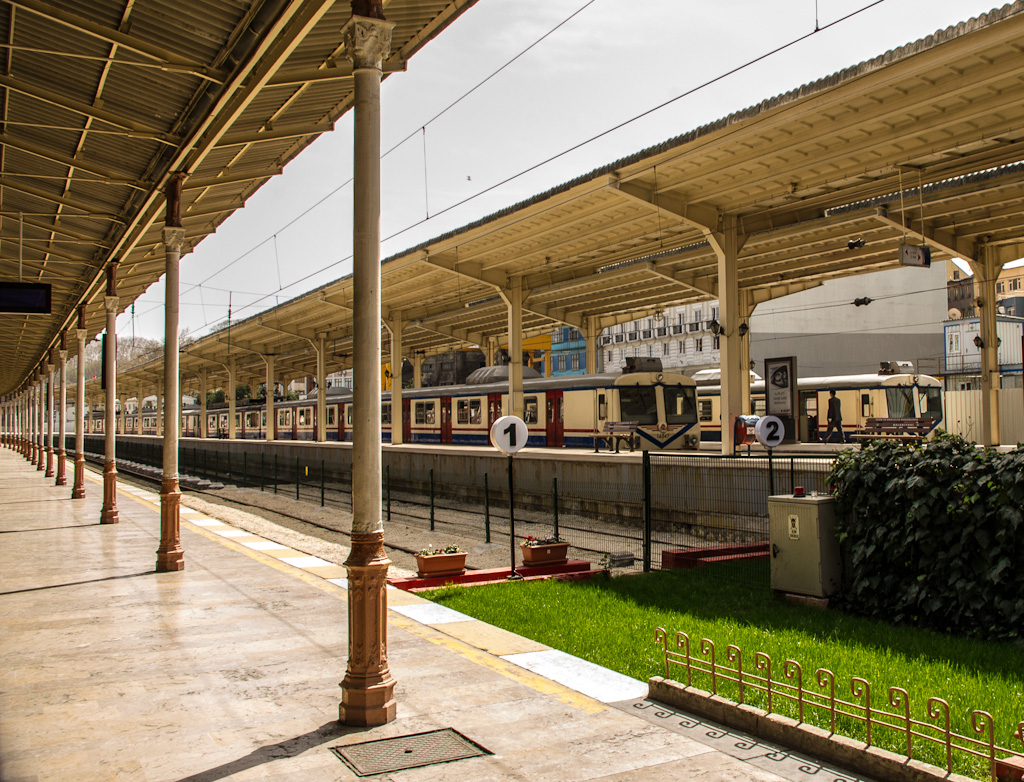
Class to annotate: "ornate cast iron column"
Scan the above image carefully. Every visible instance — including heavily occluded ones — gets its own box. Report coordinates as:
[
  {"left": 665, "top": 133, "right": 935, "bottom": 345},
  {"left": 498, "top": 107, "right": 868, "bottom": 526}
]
[
  {"left": 73, "top": 306, "right": 87, "bottom": 499},
  {"left": 157, "top": 173, "right": 186, "bottom": 572},
  {"left": 56, "top": 333, "right": 68, "bottom": 486},
  {"left": 339, "top": 7, "right": 397, "bottom": 727},
  {"left": 101, "top": 262, "right": 120, "bottom": 524}
]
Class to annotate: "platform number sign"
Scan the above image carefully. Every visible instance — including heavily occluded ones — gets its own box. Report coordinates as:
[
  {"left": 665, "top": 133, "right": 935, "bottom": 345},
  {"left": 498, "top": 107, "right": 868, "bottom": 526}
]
[
  {"left": 490, "top": 415, "right": 528, "bottom": 454},
  {"left": 754, "top": 415, "right": 785, "bottom": 448}
]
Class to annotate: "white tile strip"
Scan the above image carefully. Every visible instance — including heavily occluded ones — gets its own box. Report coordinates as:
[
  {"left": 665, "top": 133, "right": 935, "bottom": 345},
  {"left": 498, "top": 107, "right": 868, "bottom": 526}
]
[
  {"left": 390, "top": 603, "right": 475, "bottom": 625},
  {"left": 279, "top": 555, "right": 335, "bottom": 568},
  {"left": 213, "top": 529, "right": 251, "bottom": 538},
  {"left": 502, "top": 649, "right": 648, "bottom": 703},
  {"left": 189, "top": 518, "right": 224, "bottom": 527},
  {"left": 240, "top": 540, "right": 288, "bottom": 551},
  {"left": 328, "top": 577, "right": 349, "bottom": 588}
]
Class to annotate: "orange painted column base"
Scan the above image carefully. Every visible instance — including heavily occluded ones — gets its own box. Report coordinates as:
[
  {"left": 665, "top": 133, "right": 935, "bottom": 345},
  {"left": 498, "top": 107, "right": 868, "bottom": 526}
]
[
  {"left": 100, "top": 461, "right": 119, "bottom": 524},
  {"left": 36, "top": 444, "right": 44, "bottom": 470},
  {"left": 45, "top": 447, "right": 54, "bottom": 477},
  {"left": 55, "top": 450, "right": 67, "bottom": 486},
  {"left": 156, "top": 478, "right": 185, "bottom": 572},
  {"left": 340, "top": 531, "right": 396, "bottom": 726},
  {"left": 71, "top": 456, "right": 86, "bottom": 499}
]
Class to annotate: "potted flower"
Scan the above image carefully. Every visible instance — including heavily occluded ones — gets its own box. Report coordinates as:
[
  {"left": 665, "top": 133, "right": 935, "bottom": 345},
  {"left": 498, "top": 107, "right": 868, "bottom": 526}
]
[
  {"left": 415, "top": 544, "right": 467, "bottom": 578},
  {"left": 521, "top": 535, "right": 569, "bottom": 566}
]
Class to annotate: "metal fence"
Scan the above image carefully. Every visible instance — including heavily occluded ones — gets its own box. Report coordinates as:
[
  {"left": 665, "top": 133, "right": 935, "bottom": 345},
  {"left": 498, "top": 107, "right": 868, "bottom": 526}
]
[{"left": 76, "top": 435, "right": 834, "bottom": 582}]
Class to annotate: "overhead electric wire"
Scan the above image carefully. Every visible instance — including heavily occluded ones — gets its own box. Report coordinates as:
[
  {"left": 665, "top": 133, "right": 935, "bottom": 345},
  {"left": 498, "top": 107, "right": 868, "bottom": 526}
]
[{"left": 141, "top": 0, "right": 901, "bottom": 344}]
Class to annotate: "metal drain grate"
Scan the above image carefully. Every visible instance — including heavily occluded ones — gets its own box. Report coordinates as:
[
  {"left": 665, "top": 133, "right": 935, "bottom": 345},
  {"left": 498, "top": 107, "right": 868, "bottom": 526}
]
[{"left": 331, "top": 728, "right": 490, "bottom": 776}]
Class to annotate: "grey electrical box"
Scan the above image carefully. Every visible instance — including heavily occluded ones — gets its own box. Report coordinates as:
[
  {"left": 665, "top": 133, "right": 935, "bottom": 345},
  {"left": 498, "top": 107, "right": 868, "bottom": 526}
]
[{"left": 768, "top": 494, "right": 842, "bottom": 597}]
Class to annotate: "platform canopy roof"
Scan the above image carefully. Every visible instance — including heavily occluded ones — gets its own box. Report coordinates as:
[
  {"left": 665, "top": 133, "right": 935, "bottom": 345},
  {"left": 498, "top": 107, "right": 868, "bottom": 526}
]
[
  {"left": 114, "top": 1, "right": 1024, "bottom": 396},
  {"left": 0, "top": 0, "right": 480, "bottom": 397}
]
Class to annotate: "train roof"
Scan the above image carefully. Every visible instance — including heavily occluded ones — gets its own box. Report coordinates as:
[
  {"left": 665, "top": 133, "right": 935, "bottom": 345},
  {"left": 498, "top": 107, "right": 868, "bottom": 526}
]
[{"left": 700, "top": 372, "right": 941, "bottom": 394}]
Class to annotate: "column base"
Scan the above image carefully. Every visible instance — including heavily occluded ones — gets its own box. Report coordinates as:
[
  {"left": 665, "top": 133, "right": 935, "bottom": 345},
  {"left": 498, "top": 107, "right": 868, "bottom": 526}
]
[
  {"left": 45, "top": 447, "right": 54, "bottom": 477},
  {"left": 156, "top": 478, "right": 184, "bottom": 572},
  {"left": 340, "top": 531, "right": 396, "bottom": 726},
  {"left": 100, "top": 461, "right": 119, "bottom": 524},
  {"left": 71, "top": 456, "right": 86, "bottom": 499},
  {"left": 56, "top": 451, "right": 67, "bottom": 486},
  {"left": 36, "top": 446, "right": 44, "bottom": 470}
]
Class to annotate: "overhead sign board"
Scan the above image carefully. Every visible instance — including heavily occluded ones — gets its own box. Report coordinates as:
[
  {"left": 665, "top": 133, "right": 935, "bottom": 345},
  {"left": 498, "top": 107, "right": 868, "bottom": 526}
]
[
  {"left": 899, "top": 243, "right": 931, "bottom": 268},
  {"left": 0, "top": 282, "right": 51, "bottom": 314}
]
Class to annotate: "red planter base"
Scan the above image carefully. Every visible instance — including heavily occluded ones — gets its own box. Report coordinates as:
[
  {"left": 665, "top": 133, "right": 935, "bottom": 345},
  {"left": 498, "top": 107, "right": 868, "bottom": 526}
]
[
  {"left": 521, "top": 542, "right": 569, "bottom": 566},
  {"left": 415, "top": 552, "right": 467, "bottom": 578}
]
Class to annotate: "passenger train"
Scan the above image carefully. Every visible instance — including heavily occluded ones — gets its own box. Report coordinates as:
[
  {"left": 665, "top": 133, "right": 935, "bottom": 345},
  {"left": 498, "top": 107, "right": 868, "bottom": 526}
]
[
  {"left": 695, "top": 366, "right": 944, "bottom": 442},
  {"left": 87, "top": 361, "right": 944, "bottom": 449},
  {"left": 105, "top": 360, "right": 702, "bottom": 450}
]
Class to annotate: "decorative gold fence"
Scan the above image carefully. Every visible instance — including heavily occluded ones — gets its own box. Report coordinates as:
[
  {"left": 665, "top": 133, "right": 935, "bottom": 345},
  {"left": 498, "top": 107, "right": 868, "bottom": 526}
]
[{"left": 656, "top": 628, "right": 1024, "bottom": 781}]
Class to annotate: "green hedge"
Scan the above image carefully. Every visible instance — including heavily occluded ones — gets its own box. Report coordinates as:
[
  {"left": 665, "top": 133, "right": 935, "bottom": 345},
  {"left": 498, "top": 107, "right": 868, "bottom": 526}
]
[{"left": 829, "top": 434, "right": 1024, "bottom": 644}]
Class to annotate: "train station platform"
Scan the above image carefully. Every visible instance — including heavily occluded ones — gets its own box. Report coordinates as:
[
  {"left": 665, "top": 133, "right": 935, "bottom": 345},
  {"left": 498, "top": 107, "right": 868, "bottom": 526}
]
[{"left": 0, "top": 449, "right": 873, "bottom": 782}]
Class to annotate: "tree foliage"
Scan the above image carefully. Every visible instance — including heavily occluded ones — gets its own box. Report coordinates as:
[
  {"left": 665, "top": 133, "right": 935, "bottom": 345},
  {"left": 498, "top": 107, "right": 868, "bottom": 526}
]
[{"left": 830, "top": 433, "right": 1024, "bottom": 644}]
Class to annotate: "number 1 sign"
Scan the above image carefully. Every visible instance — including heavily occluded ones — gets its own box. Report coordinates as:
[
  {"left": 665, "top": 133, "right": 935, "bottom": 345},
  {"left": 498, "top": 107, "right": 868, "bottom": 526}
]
[{"left": 490, "top": 415, "right": 528, "bottom": 454}]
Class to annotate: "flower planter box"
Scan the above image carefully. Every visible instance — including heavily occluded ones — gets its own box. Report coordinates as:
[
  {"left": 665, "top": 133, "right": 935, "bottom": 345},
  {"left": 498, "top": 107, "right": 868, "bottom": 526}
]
[
  {"left": 521, "top": 542, "right": 569, "bottom": 566},
  {"left": 415, "top": 552, "right": 467, "bottom": 578}
]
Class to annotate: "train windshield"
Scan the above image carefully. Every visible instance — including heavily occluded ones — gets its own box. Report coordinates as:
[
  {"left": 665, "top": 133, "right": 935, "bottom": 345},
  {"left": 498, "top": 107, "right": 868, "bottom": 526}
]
[
  {"left": 619, "top": 387, "right": 659, "bottom": 424},
  {"left": 919, "top": 387, "right": 942, "bottom": 419},
  {"left": 664, "top": 385, "right": 697, "bottom": 424},
  {"left": 885, "top": 387, "right": 915, "bottom": 418}
]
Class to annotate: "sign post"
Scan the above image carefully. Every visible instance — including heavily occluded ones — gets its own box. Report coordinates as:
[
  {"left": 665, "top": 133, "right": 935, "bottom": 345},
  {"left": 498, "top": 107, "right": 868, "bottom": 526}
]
[
  {"left": 490, "top": 415, "right": 528, "bottom": 580},
  {"left": 755, "top": 415, "right": 785, "bottom": 494}
]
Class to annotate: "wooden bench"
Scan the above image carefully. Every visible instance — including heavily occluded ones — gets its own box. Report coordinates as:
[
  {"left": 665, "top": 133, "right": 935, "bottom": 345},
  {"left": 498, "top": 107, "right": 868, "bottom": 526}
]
[
  {"left": 592, "top": 421, "right": 639, "bottom": 453},
  {"left": 850, "top": 417, "right": 934, "bottom": 443}
]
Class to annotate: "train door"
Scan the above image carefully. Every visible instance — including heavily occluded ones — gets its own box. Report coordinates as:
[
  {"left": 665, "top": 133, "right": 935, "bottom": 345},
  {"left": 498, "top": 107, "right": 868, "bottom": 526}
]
[
  {"left": 546, "top": 390, "right": 564, "bottom": 447},
  {"left": 487, "top": 393, "right": 502, "bottom": 431},
  {"left": 402, "top": 399, "right": 411, "bottom": 442},
  {"left": 291, "top": 410, "right": 298, "bottom": 440},
  {"left": 339, "top": 404, "right": 347, "bottom": 441},
  {"left": 799, "top": 391, "right": 818, "bottom": 442},
  {"left": 440, "top": 396, "right": 452, "bottom": 444}
]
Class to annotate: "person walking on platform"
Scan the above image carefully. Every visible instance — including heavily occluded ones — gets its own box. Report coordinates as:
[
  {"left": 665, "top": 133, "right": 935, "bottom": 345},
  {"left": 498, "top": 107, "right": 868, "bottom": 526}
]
[{"left": 823, "top": 389, "right": 844, "bottom": 443}]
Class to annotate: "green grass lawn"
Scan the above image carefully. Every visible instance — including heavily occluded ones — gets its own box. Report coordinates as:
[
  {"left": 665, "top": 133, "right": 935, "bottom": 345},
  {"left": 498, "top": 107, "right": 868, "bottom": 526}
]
[{"left": 424, "top": 563, "right": 1024, "bottom": 781}]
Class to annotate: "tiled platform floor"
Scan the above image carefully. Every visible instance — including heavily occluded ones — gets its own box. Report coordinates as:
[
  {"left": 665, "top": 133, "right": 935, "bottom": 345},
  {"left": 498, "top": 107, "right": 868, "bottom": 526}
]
[{"left": 0, "top": 449, "right": 873, "bottom": 781}]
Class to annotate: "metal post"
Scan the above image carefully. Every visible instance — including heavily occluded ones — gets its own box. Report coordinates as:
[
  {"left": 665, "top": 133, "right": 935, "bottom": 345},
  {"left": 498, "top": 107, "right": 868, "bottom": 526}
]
[
  {"left": 273, "top": 453, "right": 278, "bottom": 495},
  {"left": 385, "top": 464, "right": 391, "bottom": 522},
  {"left": 243, "top": 451, "right": 247, "bottom": 487},
  {"left": 790, "top": 456, "right": 795, "bottom": 495},
  {"left": 484, "top": 472, "right": 491, "bottom": 544},
  {"left": 507, "top": 454, "right": 521, "bottom": 580},
  {"left": 429, "top": 467, "right": 435, "bottom": 531},
  {"left": 552, "top": 476, "right": 559, "bottom": 540},
  {"left": 642, "top": 450, "right": 652, "bottom": 573},
  {"left": 768, "top": 448, "right": 775, "bottom": 496},
  {"left": 296, "top": 456, "right": 301, "bottom": 501},
  {"left": 321, "top": 459, "right": 325, "bottom": 507},
  {"left": 260, "top": 451, "right": 264, "bottom": 492}
]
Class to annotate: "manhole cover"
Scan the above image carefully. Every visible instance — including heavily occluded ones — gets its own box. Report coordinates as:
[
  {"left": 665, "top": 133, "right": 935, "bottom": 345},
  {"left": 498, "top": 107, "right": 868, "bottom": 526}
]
[{"left": 331, "top": 728, "right": 490, "bottom": 776}]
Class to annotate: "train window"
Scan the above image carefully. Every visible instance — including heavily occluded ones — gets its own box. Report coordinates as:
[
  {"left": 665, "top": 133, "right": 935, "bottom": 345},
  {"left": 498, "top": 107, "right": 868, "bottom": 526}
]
[
  {"left": 207, "top": 414, "right": 217, "bottom": 429},
  {"left": 598, "top": 393, "right": 607, "bottom": 420},
  {"left": 382, "top": 403, "right": 391, "bottom": 424},
  {"left": 234, "top": 414, "right": 241, "bottom": 429},
  {"left": 753, "top": 399, "right": 766, "bottom": 417},
  {"left": 523, "top": 397, "right": 539, "bottom": 424},
  {"left": 298, "top": 407, "right": 311, "bottom": 426},
  {"left": 456, "top": 399, "right": 481, "bottom": 425},
  {"left": 415, "top": 402, "right": 434, "bottom": 424},
  {"left": 327, "top": 406, "right": 336, "bottom": 426},
  {"left": 261, "top": 412, "right": 267, "bottom": 427},
  {"left": 246, "top": 411, "right": 260, "bottom": 427},
  {"left": 861, "top": 393, "right": 870, "bottom": 417},
  {"left": 885, "top": 387, "right": 915, "bottom": 418},
  {"left": 664, "top": 386, "right": 697, "bottom": 423},
  {"left": 346, "top": 405, "right": 354, "bottom": 425},
  {"left": 698, "top": 400, "right": 713, "bottom": 423},
  {"left": 278, "top": 409, "right": 290, "bottom": 426},
  {"left": 619, "top": 387, "right": 658, "bottom": 424},
  {"left": 920, "top": 388, "right": 943, "bottom": 419}
]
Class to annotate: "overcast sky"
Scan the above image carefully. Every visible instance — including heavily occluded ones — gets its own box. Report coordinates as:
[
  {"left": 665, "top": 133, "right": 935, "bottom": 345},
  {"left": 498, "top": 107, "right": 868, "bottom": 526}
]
[{"left": 117, "top": 0, "right": 1009, "bottom": 344}]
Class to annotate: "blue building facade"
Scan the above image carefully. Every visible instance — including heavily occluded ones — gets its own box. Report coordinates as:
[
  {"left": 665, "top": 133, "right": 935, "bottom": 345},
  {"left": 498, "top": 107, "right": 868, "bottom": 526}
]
[{"left": 549, "top": 326, "right": 586, "bottom": 377}]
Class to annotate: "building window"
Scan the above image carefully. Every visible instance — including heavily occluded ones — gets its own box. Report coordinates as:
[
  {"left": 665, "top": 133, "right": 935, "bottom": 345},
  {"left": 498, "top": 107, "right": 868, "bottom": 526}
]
[
  {"left": 696, "top": 338, "right": 703, "bottom": 352},
  {"left": 606, "top": 350, "right": 612, "bottom": 362},
  {"left": 713, "top": 335, "right": 720, "bottom": 350},
  {"left": 1011, "top": 278, "right": 1021, "bottom": 291},
  {"left": 996, "top": 281, "right": 1005, "bottom": 293},
  {"left": 678, "top": 340, "right": 685, "bottom": 354},
  {"left": 570, "top": 353, "right": 580, "bottom": 370}
]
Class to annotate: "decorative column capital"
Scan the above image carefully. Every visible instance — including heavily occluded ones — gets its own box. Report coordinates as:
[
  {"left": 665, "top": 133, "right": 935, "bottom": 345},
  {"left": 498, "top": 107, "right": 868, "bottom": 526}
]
[
  {"left": 342, "top": 15, "right": 395, "bottom": 70},
  {"left": 59, "top": 349, "right": 68, "bottom": 361},
  {"left": 76, "top": 328, "right": 87, "bottom": 343},
  {"left": 104, "top": 295, "right": 119, "bottom": 313},
  {"left": 162, "top": 226, "right": 186, "bottom": 252}
]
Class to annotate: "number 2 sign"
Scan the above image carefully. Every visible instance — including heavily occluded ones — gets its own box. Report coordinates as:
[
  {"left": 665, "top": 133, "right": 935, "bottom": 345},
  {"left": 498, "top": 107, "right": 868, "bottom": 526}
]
[{"left": 754, "top": 415, "right": 785, "bottom": 448}]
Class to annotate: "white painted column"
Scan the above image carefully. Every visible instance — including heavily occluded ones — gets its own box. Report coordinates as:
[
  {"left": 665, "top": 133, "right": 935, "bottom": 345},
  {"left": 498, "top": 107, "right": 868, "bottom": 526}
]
[
  {"left": 713, "top": 214, "right": 745, "bottom": 455},
  {"left": 199, "top": 369, "right": 208, "bottom": 439},
  {"left": 101, "top": 264, "right": 120, "bottom": 524},
  {"left": 969, "top": 243, "right": 1002, "bottom": 447},
  {"left": 45, "top": 355, "right": 55, "bottom": 477},
  {"left": 317, "top": 334, "right": 327, "bottom": 443},
  {"left": 155, "top": 380, "right": 164, "bottom": 437},
  {"left": 34, "top": 371, "right": 43, "bottom": 469},
  {"left": 265, "top": 355, "right": 275, "bottom": 441},
  {"left": 583, "top": 316, "right": 598, "bottom": 375},
  {"left": 502, "top": 275, "right": 525, "bottom": 418},
  {"left": 227, "top": 360, "right": 237, "bottom": 440},
  {"left": 157, "top": 176, "right": 186, "bottom": 572},
  {"left": 388, "top": 313, "right": 403, "bottom": 445}
]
